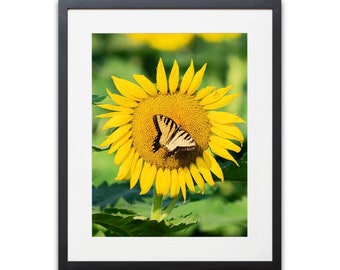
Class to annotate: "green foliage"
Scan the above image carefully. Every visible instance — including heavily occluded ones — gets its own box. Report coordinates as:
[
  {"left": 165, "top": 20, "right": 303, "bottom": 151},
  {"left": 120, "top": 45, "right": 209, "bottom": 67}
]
[
  {"left": 92, "top": 150, "right": 119, "bottom": 187},
  {"left": 93, "top": 212, "right": 196, "bottom": 236},
  {"left": 92, "top": 94, "right": 107, "bottom": 104},
  {"left": 221, "top": 152, "right": 248, "bottom": 182},
  {"left": 92, "top": 208, "right": 197, "bottom": 237},
  {"left": 92, "top": 153, "right": 247, "bottom": 237},
  {"left": 92, "top": 145, "right": 109, "bottom": 152}
]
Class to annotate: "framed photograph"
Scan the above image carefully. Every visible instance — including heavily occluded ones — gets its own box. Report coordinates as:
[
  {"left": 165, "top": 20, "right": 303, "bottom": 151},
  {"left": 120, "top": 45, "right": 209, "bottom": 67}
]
[{"left": 59, "top": 0, "right": 281, "bottom": 269}]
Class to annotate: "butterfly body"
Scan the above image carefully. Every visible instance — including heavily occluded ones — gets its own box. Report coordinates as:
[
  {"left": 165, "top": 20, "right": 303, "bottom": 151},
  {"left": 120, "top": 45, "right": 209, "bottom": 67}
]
[{"left": 152, "top": 114, "right": 196, "bottom": 157}]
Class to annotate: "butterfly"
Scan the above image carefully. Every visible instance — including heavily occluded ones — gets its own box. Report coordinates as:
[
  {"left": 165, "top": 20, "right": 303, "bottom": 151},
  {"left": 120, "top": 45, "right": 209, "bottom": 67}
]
[{"left": 152, "top": 114, "right": 196, "bottom": 157}]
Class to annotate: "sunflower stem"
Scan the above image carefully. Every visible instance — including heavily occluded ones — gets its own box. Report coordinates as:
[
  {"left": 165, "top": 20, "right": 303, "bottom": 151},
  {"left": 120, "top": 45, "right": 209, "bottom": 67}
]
[
  {"left": 150, "top": 191, "right": 163, "bottom": 221},
  {"left": 159, "top": 194, "right": 181, "bottom": 221}
]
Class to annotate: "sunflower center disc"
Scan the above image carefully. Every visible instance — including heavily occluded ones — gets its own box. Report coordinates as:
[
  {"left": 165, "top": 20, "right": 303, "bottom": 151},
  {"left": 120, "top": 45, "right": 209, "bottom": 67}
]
[{"left": 131, "top": 93, "right": 211, "bottom": 169}]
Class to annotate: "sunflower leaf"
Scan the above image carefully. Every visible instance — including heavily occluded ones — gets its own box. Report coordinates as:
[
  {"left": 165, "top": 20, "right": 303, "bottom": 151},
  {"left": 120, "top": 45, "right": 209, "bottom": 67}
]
[
  {"left": 92, "top": 145, "right": 109, "bottom": 152},
  {"left": 92, "top": 182, "right": 147, "bottom": 208},
  {"left": 103, "top": 207, "right": 137, "bottom": 217},
  {"left": 167, "top": 221, "right": 198, "bottom": 234},
  {"left": 114, "top": 197, "right": 152, "bottom": 217},
  {"left": 92, "top": 210, "right": 198, "bottom": 236},
  {"left": 165, "top": 212, "right": 199, "bottom": 234},
  {"left": 92, "top": 93, "right": 107, "bottom": 104},
  {"left": 197, "top": 196, "right": 247, "bottom": 234},
  {"left": 166, "top": 196, "right": 247, "bottom": 236},
  {"left": 93, "top": 213, "right": 170, "bottom": 236},
  {"left": 221, "top": 152, "right": 247, "bottom": 182}
]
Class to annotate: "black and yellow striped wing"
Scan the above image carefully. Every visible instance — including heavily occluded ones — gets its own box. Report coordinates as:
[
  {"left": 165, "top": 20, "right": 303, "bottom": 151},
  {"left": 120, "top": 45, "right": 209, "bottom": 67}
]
[{"left": 152, "top": 114, "right": 196, "bottom": 156}]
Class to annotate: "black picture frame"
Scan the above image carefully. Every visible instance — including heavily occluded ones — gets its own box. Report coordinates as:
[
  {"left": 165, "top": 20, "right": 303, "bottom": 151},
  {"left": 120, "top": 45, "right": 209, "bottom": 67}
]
[{"left": 58, "top": 0, "right": 281, "bottom": 269}]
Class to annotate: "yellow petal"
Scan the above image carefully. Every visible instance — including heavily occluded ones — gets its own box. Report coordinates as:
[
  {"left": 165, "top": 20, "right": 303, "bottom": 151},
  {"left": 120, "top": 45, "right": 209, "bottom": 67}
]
[
  {"left": 124, "top": 170, "right": 131, "bottom": 181},
  {"left": 189, "top": 163, "right": 205, "bottom": 193},
  {"left": 199, "top": 85, "right": 232, "bottom": 106},
  {"left": 211, "top": 126, "right": 240, "bottom": 143},
  {"left": 130, "top": 158, "right": 143, "bottom": 189},
  {"left": 210, "top": 135, "right": 241, "bottom": 153},
  {"left": 169, "top": 60, "right": 179, "bottom": 93},
  {"left": 183, "top": 167, "right": 195, "bottom": 192},
  {"left": 157, "top": 58, "right": 168, "bottom": 94},
  {"left": 209, "top": 141, "right": 239, "bottom": 166},
  {"left": 179, "top": 60, "right": 194, "bottom": 93},
  {"left": 96, "top": 104, "right": 134, "bottom": 113},
  {"left": 208, "top": 111, "right": 246, "bottom": 125},
  {"left": 203, "top": 150, "right": 224, "bottom": 181},
  {"left": 96, "top": 112, "right": 119, "bottom": 119},
  {"left": 99, "top": 124, "right": 131, "bottom": 147},
  {"left": 138, "top": 162, "right": 150, "bottom": 194},
  {"left": 155, "top": 168, "right": 164, "bottom": 196},
  {"left": 107, "top": 131, "right": 131, "bottom": 154},
  {"left": 114, "top": 140, "right": 132, "bottom": 165},
  {"left": 140, "top": 163, "right": 157, "bottom": 195},
  {"left": 115, "top": 149, "right": 135, "bottom": 180},
  {"left": 129, "top": 151, "right": 140, "bottom": 177},
  {"left": 204, "top": 94, "right": 240, "bottom": 110},
  {"left": 156, "top": 168, "right": 171, "bottom": 197},
  {"left": 212, "top": 123, "right": 244, "bottom": 143},
  {"left": 178, "top": 168, "right": 187, "bottom": 201},
  {"left": 196, "top": 156, "right": 215, "bottom": 186},
  {"left": 143, "top": 164, "right": 157, "bottom": 194},
  {"left": 111, "top": 76, "right": 148, "bottom": 101},
  {"left": 170, "top": 169, "right": 180, "bottom": 198},
  {"left": 102, "top": 114, "right": 133, "bottom": 130},
  {"left": 194, "top": 86, "right": 214, "bottom": 100},
  {"left": 97, "top": 111, "right": 133, "bottom": 119},
  {"left": 133, "top": 74, "right": 157, "bottom": 96},
  {"left": 161, "top": 168, "right": 171, "bottom": 197},
  {"left": 106, "top": 89, "right": 138, "bottom": 108},
  {"left": 187, "top": 63, "right": 207, "bottom": 95},
  {"left": 96, "top": 109, "right": 131, "bottom": 119}
]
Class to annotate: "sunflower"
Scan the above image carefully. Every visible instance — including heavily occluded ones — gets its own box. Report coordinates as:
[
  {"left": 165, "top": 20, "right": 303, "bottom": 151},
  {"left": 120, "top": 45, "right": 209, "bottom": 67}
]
[
  {"left": 199, "top": 33, "right": 242, "bottom": 42},
  {"left": 97, "top": 59, "right": 245, "bottom": 201},
  {"left": 127, "top": 34, "right": 194, "bottom": 51}
]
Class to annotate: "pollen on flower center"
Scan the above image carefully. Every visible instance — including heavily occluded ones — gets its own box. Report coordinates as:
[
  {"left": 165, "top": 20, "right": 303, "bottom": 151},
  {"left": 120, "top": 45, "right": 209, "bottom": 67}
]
[{"left": 131, "top": 93, "right": 211, "bottom": 169}]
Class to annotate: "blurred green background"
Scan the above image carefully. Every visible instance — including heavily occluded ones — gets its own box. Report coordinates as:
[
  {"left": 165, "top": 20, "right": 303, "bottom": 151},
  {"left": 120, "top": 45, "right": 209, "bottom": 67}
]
[{"left": 92, "top": 33, "right": 248, "bottom": 236}]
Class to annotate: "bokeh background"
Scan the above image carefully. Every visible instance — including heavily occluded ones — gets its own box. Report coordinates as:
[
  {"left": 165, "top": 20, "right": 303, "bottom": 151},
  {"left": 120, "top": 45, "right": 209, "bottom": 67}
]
[{"left": 92, "top": 33, "right": 248, "bottom": 236}]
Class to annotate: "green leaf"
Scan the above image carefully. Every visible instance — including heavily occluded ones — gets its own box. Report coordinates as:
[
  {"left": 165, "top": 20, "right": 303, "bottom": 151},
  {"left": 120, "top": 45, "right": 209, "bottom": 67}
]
[
  {"left": 92, "top": 145, "right": 109, "bottom": 152},
  {"left": 197, "top": 197, "right": 247, "bottom": 232},
  {"left": 114, "top": 197, "right": 152, "bottom": 218},
  {"left": 165, "top": 213, "right": 198, "bottom": 234},
  {"left": 222, "top": 152, "right": 247, "bottom": 182},
  {"left": 92, "top": 182, "right": 149, "bottom": 208},
  {"left": 92, "top": 223, "right": 107, "bottom": 237},
  {"left": 92, "top": 94, "right": 106, "bottom": 104},
  {"left": 103, "top": 208, "right": 137, "bottom": 217},
  {"left": 167, "top": 196, "right": 247, "bottom": 236},
  {"left": 93, "top": 213, "right": 170, "bottom": 236},
  {"left": 93, "top": 209, "right": 198, "bottom": 236}
]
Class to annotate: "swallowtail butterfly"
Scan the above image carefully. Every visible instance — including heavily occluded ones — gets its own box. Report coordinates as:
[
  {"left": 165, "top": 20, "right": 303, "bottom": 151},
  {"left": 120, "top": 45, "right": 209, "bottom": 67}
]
[{"left": 152, "top": 114, "right": 196, "bottom": 157}]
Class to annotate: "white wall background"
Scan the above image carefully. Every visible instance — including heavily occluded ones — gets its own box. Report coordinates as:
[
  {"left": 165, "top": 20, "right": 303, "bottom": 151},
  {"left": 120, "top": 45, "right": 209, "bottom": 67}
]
[{"left": 0, "top": 0, "right": 339, "bottom": 269}]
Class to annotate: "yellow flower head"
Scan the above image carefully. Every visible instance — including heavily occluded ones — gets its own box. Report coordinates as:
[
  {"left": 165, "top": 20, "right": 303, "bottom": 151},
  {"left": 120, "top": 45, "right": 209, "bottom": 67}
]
[
  {"left": 199, "top": 33, "right": 242, "bottom": 42},
  {"left": 127, "top": 34, "right": 194, "bottom": 51},
  {"left": 97, "top": 59, "right": 245, "bottom": 200}
]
